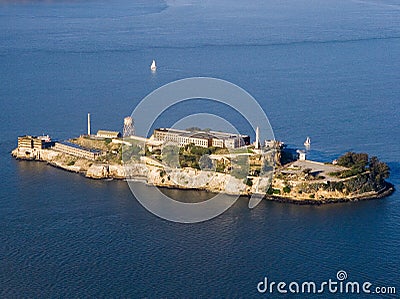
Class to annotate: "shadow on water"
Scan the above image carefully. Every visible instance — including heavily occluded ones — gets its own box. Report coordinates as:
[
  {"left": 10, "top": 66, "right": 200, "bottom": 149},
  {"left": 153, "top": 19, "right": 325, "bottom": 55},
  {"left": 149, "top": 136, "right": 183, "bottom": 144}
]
[{"left": 159, "top": 187, "right": 220, "bottom": 203}]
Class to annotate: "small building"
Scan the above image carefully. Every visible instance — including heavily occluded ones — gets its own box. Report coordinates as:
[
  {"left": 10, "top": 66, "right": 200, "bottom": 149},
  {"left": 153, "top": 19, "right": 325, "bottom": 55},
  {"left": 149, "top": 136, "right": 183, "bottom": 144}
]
[
  {"left": 53, "top": 142, "right": 103, "bottom": 160},
  {"left": 297, "top": 150, "right": 306, "bottom": 161},
  {"left": 18, "top": 135, "right": 54, "bottom": 149},
  {"left": 96, "top": 130, "right": 121, "bottom": 139}
]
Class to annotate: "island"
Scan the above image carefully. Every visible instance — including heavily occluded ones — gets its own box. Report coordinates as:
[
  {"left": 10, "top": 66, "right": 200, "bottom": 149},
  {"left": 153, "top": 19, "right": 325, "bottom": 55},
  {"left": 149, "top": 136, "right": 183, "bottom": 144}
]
[{"left": 11, "top": 117, "right": 394, "bottom": 204}]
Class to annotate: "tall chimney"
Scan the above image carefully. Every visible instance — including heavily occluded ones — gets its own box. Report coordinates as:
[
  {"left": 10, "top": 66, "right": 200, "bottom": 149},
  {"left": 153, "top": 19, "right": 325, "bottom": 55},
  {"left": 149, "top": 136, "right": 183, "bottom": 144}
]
[
  {"left": 87, "top": 113, "right": 91, "bottom": 136},
  {"left": 255, "top": 126, "right": 260, "bottom": 149}
]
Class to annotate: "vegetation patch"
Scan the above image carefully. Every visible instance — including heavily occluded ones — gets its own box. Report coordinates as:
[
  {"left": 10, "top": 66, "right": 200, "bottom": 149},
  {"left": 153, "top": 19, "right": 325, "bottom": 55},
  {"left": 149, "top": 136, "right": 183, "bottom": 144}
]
[
  {"left": 330, "top": 152, "right": 389, "bottom": 191},
  {"left": 243, "top": 178, "right": 253, "bottom": 187},
  {"left": 273, "top": 189, "right": 281, "bottom": 195}
]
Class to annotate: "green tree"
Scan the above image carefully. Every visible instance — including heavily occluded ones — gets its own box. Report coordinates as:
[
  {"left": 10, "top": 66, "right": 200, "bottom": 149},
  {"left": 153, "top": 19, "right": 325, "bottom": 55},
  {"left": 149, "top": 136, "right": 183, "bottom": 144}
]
[
  {"left": 369, "top": 156, "right": 390, "bottom": 186},
  {"left": 243, "top": 178, "right": 253, "bottom": 187},
  {"left": 337, "top": 152, "right": 368, "bottom": 170}
]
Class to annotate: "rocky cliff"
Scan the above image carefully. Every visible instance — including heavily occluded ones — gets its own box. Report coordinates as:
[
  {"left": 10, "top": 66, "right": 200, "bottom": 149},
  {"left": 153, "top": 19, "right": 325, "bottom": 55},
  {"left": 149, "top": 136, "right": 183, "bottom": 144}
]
[{"left": 12, "top": 147, "right": 394, "bottom": 202}]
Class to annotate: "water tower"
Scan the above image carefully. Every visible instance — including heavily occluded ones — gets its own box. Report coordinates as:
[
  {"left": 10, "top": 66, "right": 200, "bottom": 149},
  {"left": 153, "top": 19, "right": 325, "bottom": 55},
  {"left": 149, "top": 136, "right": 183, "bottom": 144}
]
[{"left": 123, "top": 116, "right": 135, "bottom": 137}]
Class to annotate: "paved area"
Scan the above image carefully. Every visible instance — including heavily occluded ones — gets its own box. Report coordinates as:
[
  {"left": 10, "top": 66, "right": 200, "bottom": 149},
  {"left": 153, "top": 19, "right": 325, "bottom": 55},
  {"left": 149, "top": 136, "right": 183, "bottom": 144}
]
[{"left": 283, "top": 160, "right": 347, "bottom": 181}]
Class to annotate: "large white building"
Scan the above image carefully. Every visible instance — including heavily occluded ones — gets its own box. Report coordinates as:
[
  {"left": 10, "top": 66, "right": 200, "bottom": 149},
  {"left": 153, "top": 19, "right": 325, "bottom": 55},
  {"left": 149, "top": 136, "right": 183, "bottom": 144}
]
[{"left": 152, "top": 128, "right": 250, "bottom": 149}]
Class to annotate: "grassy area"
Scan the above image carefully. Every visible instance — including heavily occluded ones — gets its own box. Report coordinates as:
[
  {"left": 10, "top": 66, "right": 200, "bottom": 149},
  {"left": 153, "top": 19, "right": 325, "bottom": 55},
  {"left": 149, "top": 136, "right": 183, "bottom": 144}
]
[{"left": 329, "top": 168, "right": 362, "bottom": 178}]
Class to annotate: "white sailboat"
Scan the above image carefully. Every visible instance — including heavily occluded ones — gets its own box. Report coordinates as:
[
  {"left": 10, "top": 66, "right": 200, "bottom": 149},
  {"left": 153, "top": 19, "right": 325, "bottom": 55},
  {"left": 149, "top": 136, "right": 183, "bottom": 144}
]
[
  {"left": 150, "top": 59, "right": 157, "bottom": 71},
  {"left": 304, "top": 136, "right": 311, "bottom": 147}
]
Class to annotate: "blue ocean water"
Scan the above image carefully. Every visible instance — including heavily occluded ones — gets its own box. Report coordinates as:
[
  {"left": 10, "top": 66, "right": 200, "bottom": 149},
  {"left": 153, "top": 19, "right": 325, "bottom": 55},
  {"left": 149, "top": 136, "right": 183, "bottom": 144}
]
[{"left": 1, "top": 0, "right": 400, "bottom": 297}]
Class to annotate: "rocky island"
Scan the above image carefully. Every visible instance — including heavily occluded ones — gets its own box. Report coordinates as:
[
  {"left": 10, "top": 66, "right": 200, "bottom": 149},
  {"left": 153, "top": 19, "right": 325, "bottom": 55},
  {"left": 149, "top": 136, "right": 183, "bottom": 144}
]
[{"left": 12, "top": 124, "right": 394, "bottom": 204}]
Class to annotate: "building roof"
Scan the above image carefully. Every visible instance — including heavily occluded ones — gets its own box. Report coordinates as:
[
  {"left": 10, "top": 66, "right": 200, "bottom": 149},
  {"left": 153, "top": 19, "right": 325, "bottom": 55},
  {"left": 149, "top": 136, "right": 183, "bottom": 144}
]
[
  {"left": 154, "top": 128, "right": 249, "bottom": 140},
  {"left": 57, "top": 141, "right": 102, "bottom": 154},
  {"left": 96, "top": 130, "right": 121, "bottom": 137}
]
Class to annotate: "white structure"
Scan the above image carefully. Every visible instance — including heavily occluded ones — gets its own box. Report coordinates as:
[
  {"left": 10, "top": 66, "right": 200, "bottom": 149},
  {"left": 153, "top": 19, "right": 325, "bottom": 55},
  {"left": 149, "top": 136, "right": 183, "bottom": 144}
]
[
  {"left": 87, "top": 113, "right": 91, "bottom": 136},
  {"left": 96, "top": 130, "right": 121, "bottom": 139},
  {"left": 255, "top": 126, "right": 260, "bottom": 149},
  {"left": 297, "top": 150, "right": 306, "bottom": 161},
  {"left": 123, "top": 116, "right": 135, "bottom": 137},
  {"left": 304, "top": 136, "right": 311, "bottom": 147},
  {"left": 150, "top": 60, "right": 157, "bottom": 71}
]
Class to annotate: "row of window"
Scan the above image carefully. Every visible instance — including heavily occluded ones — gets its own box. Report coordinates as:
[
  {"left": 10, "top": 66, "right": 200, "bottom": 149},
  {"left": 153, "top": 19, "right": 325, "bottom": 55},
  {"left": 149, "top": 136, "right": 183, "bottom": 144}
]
[
  {"left": 53, "top": 143, "right": 102, "bottom": 160},
  {"left": 154, "top": 132, "right": 210, "bottom": 148},
  {"left": 154, "top": 131, "right": 246, "bottom": 149}
]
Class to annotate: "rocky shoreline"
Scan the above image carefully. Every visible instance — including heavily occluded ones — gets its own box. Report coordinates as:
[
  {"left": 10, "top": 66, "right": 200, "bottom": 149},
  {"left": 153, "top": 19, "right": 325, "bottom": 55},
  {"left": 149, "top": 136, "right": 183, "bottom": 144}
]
[
  {"left": 12, "top": 147, "right": 395, "bottom": 205},
  {"left": 264, "top": 182, "right": 395, "bottom": 205}
]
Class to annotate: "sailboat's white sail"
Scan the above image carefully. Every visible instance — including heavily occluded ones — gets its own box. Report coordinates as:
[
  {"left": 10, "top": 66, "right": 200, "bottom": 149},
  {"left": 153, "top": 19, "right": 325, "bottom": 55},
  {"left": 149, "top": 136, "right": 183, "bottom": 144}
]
[
  {"left": 150, "top": 60, "right": 157, "bottom": 71},
  {"left": 304, "top": 137, "right": 311, "bottom": 147}
]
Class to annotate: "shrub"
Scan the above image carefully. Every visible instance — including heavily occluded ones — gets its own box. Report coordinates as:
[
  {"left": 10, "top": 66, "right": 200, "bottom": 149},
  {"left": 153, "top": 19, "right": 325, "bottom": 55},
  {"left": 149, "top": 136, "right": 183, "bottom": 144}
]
[
  {"left": 337, "top": 152, "right": 368, "bottom": 170},
  {"left": 267, "top": 186, "right": 273, "bottom": 195},
  {"left": 283, "top": 186, "right": 291, "bottom": 193},
  {"left": 243, "top": 178, "right": 253, "bottom": 187},
  {"left": 369, "top": 156, "right": 390, "bottom": 186},
  {"left": 273, "top": 189, "right": 281, "bottom": 195}
]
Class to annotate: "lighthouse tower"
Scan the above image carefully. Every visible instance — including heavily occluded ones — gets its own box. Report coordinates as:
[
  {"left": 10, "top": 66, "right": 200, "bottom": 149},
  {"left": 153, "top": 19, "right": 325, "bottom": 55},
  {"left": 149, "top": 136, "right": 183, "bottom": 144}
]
[{"left": 255, "top": 126, "right": 260, "bottom": 149}]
